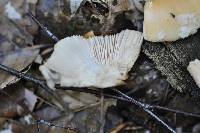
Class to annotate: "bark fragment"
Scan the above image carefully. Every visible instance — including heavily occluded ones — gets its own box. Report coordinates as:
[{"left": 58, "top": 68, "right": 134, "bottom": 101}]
[{"left": 143, "top": 30, "right": 200, "bottom": 101}]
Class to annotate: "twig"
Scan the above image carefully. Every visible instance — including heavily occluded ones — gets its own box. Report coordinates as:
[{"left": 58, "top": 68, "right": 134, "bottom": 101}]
[
  {"left": 152, "top": 105, "right": 200, "bottom": 118},
  {"left": 23, "top": 44, "right": 54, "bottom": 50},
  {"left": 0, "top": 64, "right": 68, "bottom": 110},
  {"left": 27, "top": 11, "right": 59, "bottom": 43},
  {"left": 35, "top": 119, "right": 78, "bottom": 132},
  {"left": 0, "top": 64, "right": 54, "bottom": 96},
  {"left": 112, "top": 88, "right": 176, "bottom": 133},
  {"left": 57, "top": 86, "right": 119, "bottom": 99},
  {"left": 58, "top": 87, "right": 200, "bottom": 118},
  {"left": 100, "top": 91, "right": 105, "bottom": 133},
  {"left": 37, "top": 122, "right": 40, "bottom": 133}
]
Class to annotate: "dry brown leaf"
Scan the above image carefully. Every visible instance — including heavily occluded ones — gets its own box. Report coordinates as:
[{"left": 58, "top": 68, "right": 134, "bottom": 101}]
[
  {"left": 0, "top": 0, "right": 39, "bottom": 89},
  {"left": 0, "top": 87, "right": 37, "bottom": 118},
  {"left": 0, "top": 49, "right": 39, "bottom": 89}
]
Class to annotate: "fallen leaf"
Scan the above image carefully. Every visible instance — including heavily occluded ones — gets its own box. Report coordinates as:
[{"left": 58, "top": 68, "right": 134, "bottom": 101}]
[
  {"left": 0, "top": 0, "right": 39, "bottom": 89},
  {"left": 0, "top": 49, "right": 39, "bottom": 89}
]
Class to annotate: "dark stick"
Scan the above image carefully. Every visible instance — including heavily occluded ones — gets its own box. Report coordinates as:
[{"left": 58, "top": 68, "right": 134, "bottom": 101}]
[
  {"left": 57, "top": 86, "right": 120, "bottom": 99},
  {"left": 58, "top": 87, "right": 200, "bottom": 118},
  {"left": 37, "top": 123, "right": 40, "bottom": 133},
  {"left": 27, "top": 12, "right": 59, "bottom": 43},
  {"left": 152, "top": 105, "right": 200, "bottom": 118},
  {"left": 0, "top": 64, "right": 68, "bottom": 108},
  {"left": 112, "top": 88, "right": 176, "bottom": 133},
  {"left": 0, "top": 64, "right": 54, "bottom": 96},
  {"left": 35, "top": 119, "right": 78, "bottom": 132}
]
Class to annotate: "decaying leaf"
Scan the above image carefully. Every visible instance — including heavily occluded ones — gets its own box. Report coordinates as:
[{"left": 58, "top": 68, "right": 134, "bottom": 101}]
[
  {"left": 69, "top": 99, "right": 116, "bottom": 133},
  {"left": 40, "top": 30, "right": 143, "bottom": 89},
  {"left": 0, "top": 87, "right": 37, "bottom": 118},
  {"left": 1, "top": 0, "right": 38, "bottom": 37},
  {"left": 70, "top": 0, "right": 83, "bottom": 14},
  {"left": 0, "top": 49, "right": 39, "bottom": 89},
  {"left": 36, "top": 106, "right": 62, "bottom": 121},
  {"left": 0, "top": 0, "right": 39, "bottom": 89},
  {"left": 61, "top": 90, "right": 99, "bottom": 110}
]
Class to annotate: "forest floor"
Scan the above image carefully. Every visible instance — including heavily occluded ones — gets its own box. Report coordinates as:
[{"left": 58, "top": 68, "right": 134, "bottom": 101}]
[{"left": 0, "top": 0, "right": 200, "bottom": 133}]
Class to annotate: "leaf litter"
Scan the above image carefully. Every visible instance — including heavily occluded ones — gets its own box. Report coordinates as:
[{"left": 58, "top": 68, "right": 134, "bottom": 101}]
[{"left": 0, "top": 0, "right": 200, "bottom": 133}]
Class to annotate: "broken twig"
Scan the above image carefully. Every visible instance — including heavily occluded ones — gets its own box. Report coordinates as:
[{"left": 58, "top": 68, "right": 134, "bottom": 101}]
[
  {"left": 35, "top": 119, "right": 78, "bottom": 132},
  {"left": 0, "top": 64, "right": 54, "bottom": 96},
  {"left": 112, "top": 88, "right": 176, "bottom": 133},
  {"left": 58, "top": 86, "right": 200, "bottom": 118},
  {"left": 27, "top": 11, "right": 59, "bottom": 42}
]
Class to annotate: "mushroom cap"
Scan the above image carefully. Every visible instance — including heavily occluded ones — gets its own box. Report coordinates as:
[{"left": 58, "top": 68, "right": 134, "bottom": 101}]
[
  {"left": 143, "top": 0, "right": 200, "bottom": 42},
  {"left": 40, "top": 30, "right": 143, "bottom": 89}
]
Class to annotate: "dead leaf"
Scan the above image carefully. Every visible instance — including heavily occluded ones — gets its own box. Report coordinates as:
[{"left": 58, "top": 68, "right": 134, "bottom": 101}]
[
  {"left": 61, "top": 91, "right": 99, "bottom": 110},
  {"left": 0, "top": 0, "right": 39, "bottom": 89},
  {"left": 0, "top": 49, "right": 39, "bottom": 89},
  {"left": 69, "top": 98, "right": 116, "bottom": 133},
  {"left": 0, "top": 87, "right": 37, "bottom": 118}
]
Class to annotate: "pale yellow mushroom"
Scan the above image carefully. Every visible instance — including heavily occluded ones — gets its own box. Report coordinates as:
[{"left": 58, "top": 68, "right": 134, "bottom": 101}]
[{"left": 143, "top": 0, "right": 200, "bottom": 42}]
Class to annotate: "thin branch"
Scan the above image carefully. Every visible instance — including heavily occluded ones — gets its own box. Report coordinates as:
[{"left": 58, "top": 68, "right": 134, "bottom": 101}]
[
  {"left": 27, "top": 11, "right": 59, "bottom": 43},
  {"left": 57, "top": 86, "right": 119, "bottom": 99},
  {"left": 0, "top": 64, "right": 54, "bottom": 96},
  {"left": 34, "top": 119, "right": 78, "bottom": 132},
  {"left": 100, "top": 91, "right": 105, "bottom": 133},
  {"left": 57, "top": 87, "right": 200, "bottom": 118},
  {"left": 0, "top": 64, "right": 69, "bottom": 110},
  {"left": 152, "top": 105, "right": 200, "bottom": 118},
  {"left": 112, "top": 88, "right": 176, "bottom": 133}
]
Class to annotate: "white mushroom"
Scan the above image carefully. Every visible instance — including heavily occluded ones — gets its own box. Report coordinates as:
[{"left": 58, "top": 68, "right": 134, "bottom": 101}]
[
  {"left": 187, "top": 59, "right": 200, "bottom": 88},
  {"left": 40, "top": 30, "right": 143, "bottom": 89},
  {"left": 143, "top": 0, "right": 200, "bottom": 42}
]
